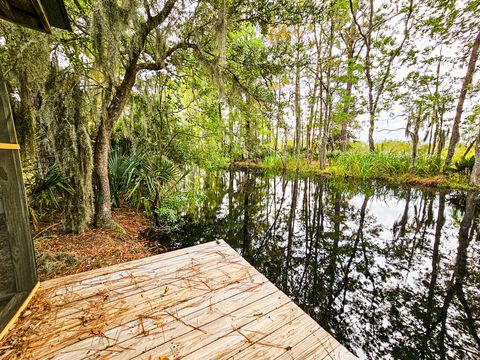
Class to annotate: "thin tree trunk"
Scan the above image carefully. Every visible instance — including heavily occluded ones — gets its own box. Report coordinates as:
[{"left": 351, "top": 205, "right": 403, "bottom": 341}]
[
  {"left": 319, "top": 18, "right": 334, "bottom": 169},
  {"left": 229, "top": 107, "right": 234, "bottom": 154},
  {"left": 410, "top": 106, "right": 422, "bottom": 174},
  {"left": 445, "top": 28, "right": 480, "bottom": 168},
  {"left": 470, "top": 128, "right": 480, "bottom": 185},
  {"left": 275, "top": 82, "right": 282, "bottom": 152},
  {"left": 366, "top": 0, "right": 375, "bottom": 152},
  {"left": 350, "top": 0, "right": 413, "bottom": 152},
  {"left": 306, "top": 77, "right": 319, "bottom": 161},
  {"left": 294, "top": 27, "right": 302, "bottom": 166},
  {"left": 436, "top": 114, "right": 446, "bottom": 161},
  {"left": 340, "top": 25, "right": 355, "bottom": 152}
]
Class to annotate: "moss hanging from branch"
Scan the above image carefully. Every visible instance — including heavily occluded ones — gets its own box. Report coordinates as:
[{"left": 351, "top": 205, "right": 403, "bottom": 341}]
[
  {"left": 215, "top": 0, "right": 227, "bottom": 68},
  {"left": 0, "top": 24, "right": 50, "bottom": 158},
  {"left": 41, "top": 70, "right": 93, "bottom": 233},
  {"left": 91, "top": 0, "right": 138, "bottom": 83}
]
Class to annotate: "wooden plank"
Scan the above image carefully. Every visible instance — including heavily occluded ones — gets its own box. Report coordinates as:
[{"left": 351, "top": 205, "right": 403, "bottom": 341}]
[
  {"left": 47, "top": 251, "right": 242, "bottom": 321},
  {"left": 41, "top": 240, "right": 227, "bottom": 291},
  {"left": 0, "top": 0, "right": 15, "bottom": 19},
  {"left": 0, "top": 293, "right": 25, "bottom": 335},
  {"left": 0, "top": 74, "right": 37, "bottom": 292},
  {"left": 274, "top": 326, "right": 356, "bottom": 360},
  {"left": 327, "top": 345, "right": 359, "bottom": 360},
  {"left": 47, "top": 246, "right": 239, "bottom": 304},
  {"left": 0, "top": 207, "right": 16, "bottom": 306},
  {"left": 185, "top": 300, "right": 310, "bottom": 359},
  {"left": 28, "top": 259, "right": 259, "bottom": 358},
  {"left": 29, "top": 0, "right": 51, "bottom": 33},
  {"left": 52, "top": 273, "right": 270, "bottom": 359},
  {"left": 0, "top": 72, "right": 37, "bottom": 334},
  {"left": 196, "top": 309, "right": 316, "bottom": 359},
  {"left": 135, "top": 289, "right": 291, "bottom": 359},
  {"left": 0, "top": 0, "right": 50, "bottom": 33},
  {"left": 0, "top": 241, "right": 357, "bottom": 360}
]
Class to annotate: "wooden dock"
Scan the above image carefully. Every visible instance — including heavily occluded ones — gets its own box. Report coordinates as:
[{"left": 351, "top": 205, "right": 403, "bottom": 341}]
[{"left": 0, "top": 240, "right": 356, "bottom": 359}]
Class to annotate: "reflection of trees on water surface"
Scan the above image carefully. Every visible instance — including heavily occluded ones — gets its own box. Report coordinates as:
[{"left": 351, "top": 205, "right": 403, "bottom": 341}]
[{"left": 168, "top": 170, "right": 480, "bottom": 359}]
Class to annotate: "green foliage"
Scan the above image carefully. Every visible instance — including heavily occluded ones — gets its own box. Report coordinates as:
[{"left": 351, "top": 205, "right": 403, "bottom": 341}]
[
  {"left": 453, "top": 156, "right": 475, "bottom": 174},
  {"left": 3, "top": 0, "right": 480, "bottom": 236},
  {"left": 375, "top": 141, "right": 411, "bottom": 153},
  {"left": 153, "top": 189, "right": 206, "bottom": 234},
  {"left": 26, "top": 167, "right": 73, "bottom": 228},
  {"left": 108, "top": 147, "right": 180, "bottom": 214},
  {"left": 331, "top": 151, "right": 443, "bottom": 179},
  {"left": 413, "top": 156, "right": 442, "bottom": 176},
  {"left": 248, "top": 147, "right": 278, "bottom": 161},
  {"left": 332, "top": 151, "right": 410, "bottom": 179},
  {"left": 263, "top": 154, "right": 285, "bottom": 167}
]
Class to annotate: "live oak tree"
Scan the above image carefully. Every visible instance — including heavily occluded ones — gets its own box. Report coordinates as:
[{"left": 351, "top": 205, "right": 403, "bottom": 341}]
[
  {"left": 89, "top": 0, "right": 188, "bottom": 227},
  {"left": 79, "top": 0, "right": 251, "bottom": 227}
]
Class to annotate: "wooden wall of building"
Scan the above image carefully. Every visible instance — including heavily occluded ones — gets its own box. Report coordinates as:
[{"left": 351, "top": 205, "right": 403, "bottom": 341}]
[{"left": 0, "top": 73, "right": 37, "bottom": 332}]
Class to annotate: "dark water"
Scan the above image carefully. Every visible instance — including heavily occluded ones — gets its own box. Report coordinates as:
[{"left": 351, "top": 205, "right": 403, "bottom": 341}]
[{"left": 163, "top": 169, "right": 480, "bottom": 359}]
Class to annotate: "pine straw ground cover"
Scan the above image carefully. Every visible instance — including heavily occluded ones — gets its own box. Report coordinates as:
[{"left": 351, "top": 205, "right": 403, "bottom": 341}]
[{"left": 34, "top": 207, "right": 162, "bottom": 281}]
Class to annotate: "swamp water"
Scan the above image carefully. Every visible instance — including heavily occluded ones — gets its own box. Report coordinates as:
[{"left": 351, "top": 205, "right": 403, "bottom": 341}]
[{"left": 161, "top": 169, "right": 480, "bottom": 359}]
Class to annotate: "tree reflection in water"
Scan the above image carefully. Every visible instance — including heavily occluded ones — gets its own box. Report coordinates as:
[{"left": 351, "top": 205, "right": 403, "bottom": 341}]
[{"left": 165, "top": 169, "right": 480, "bottom": 359}]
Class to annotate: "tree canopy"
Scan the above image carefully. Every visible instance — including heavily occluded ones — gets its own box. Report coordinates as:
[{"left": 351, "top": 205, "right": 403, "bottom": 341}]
[{"left": 1, "top": 0, "right": 480, "bottom": 232}]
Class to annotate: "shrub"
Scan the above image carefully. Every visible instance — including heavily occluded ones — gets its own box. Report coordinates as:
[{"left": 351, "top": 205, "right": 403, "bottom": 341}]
[
  {"left": 415, "top": 156, "right": 442, "bottom": 176},
  {"left": 453, "top": 156, "right": 475, "bottom": 174},
  {"left": 108, "top": 147, "right": 180, "bottom": 213},
  {"left": 26, "top": 167, "right": 73, "bottom": 228},
  {"left": 152, "top": 189, "right": 206, "bottom": 234}
]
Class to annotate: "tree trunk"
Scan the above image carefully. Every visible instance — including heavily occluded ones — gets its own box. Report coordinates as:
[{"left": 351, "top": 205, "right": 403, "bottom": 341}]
[
  {"left": 410, "top": 121, "right": 420, "bottom": 174},
  {"left": 445, "top": 28, "right": 480, "bottom": 168},
  {"left": 410, "top": 105, "right": 422, "bottom": 174},
  {"left": 320, "top": 18, "right": 335, "bottom": 169},
  {"left": 366, "top": 0, "right": 375, "bottom": 152},
  {"left": 294, "top": 38, "right": 302, "bottom": 162},
  {"left": 368, "top": 112, "right": 375, "bottom": 151},
  {"left": 340, "top": 26, "right": 355, "bottom": 152},
  {"left": 340, "top": 78, "right": 353, "bottom": 152},
  {"left": 306, "top": 63, "right": 320, "bottom": 160},
  {"left": 228, "top": 106, "right": 234, "bottom": 155},
  {"left": 93, "top": 70, "right": 136, "bottom": 227},
  {"left": 293, "top": 36, "right": 302, "bottom": 172},
  {"left": 470, "top": 128, "right": 480, "bottom": 185},
  {"left": 92, "top": 0, "right": 178, "bottom": 227},
  {"left": 93, "top": 121, "right": 113, "bottom": 227}
]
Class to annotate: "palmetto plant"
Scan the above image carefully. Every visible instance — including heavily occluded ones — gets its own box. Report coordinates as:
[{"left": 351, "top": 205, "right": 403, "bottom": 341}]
[
  {"left": 109, "top": 148, "right": 179, "bottom": 214},
  {"left": 453, "top": 156, "right": 475, "bottom": 174},
  {"left": 26, "top": 167, "right": 73, "bottom": 229}
]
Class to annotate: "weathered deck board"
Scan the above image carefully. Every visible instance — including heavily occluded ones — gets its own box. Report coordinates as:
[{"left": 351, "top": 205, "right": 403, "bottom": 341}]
[{"left": 0, "top": 240, "right": 357, "bottom": 359}]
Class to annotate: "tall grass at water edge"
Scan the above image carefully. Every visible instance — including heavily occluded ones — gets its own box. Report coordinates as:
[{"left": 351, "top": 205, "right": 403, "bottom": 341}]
[
  {"left": 330, "top": 151, "right": 442, "bottom": 179},
  {"left": 245, "top": 150, "right": 443, "bottom": 180}
]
